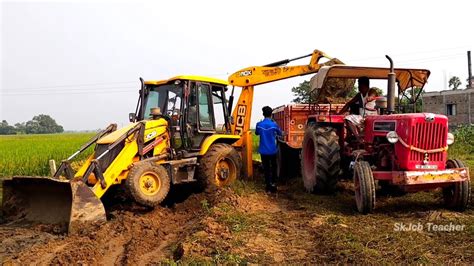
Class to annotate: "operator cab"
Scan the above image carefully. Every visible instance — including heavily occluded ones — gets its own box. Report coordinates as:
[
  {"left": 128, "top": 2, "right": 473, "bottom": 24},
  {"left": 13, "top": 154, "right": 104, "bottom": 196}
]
[{"left": 131, "top": 76, "right": 231, "bottom": 154}]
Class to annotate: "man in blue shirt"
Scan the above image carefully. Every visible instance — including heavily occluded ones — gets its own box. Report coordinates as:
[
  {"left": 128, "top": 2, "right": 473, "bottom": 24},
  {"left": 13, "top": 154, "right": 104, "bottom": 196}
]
[{"left": 255, "top": 106, "right": 282, "bottom": 193}]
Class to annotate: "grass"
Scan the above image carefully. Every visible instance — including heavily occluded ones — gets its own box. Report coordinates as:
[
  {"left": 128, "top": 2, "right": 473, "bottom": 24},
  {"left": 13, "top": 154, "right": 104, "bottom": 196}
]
[
  {"left": 0, "top": 133, "right": 95, "bottom": 178},
  {"left": 203, "top": 177, "right": 474, "bottom": 264},
  {"left": 448, "top": 126, "right": 474, "bottom": 165},
  {"left": 0, "top": 133, "right": 95, "bottom": 201},
  {"left": 251, "top": 129, "right": 261, "bottom": 161}
]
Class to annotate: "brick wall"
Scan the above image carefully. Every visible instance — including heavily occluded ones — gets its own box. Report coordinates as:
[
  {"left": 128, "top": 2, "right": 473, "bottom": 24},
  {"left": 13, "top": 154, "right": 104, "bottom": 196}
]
[{"left": 422, "top": 89, "right": 474, "bottom": 127}]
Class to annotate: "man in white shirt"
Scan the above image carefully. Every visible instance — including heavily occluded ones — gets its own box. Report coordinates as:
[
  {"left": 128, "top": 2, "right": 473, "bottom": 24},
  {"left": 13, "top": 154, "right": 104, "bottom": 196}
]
[{"left": 338, "top": 76, "right": 370, "bottom": 115}]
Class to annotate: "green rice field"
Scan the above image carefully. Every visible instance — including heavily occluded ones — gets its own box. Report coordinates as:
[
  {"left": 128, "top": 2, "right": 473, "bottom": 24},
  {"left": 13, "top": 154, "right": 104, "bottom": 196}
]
[{"left": 0, "top": 133, "right": 95, "bottom": 178}]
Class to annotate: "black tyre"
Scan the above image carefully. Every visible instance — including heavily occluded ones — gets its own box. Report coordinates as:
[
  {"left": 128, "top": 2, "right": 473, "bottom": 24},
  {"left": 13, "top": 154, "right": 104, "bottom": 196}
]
[
  {"left": 301, "top": 125, "right": 340, "bottom": 193},
  {"left": 354, "top": 161, "right": 375, "bottom": 214},
  {"left": 126, "top": 162, "right": 171, "bottom": 207},
  {"left": 443, "top": 159, "right": 471, "bottom": 211},
  {"left": 197, "top": 143, "right": 241, "bottom": 191}
]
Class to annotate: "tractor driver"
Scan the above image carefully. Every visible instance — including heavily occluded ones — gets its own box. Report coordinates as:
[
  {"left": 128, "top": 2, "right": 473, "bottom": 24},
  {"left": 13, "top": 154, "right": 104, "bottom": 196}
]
[
  {"left": 338, "top": 76, "right": 372, "bottom": 143},
  {"left": 338, "top": 76, "right": 370, "bottom": 115}
]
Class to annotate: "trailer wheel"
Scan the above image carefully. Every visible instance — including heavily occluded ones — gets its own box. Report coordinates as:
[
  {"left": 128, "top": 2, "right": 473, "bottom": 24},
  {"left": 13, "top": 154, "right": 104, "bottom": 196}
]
[
  {"left": 197, "top": 143, "right": 241, "bottom": 191},
  {"left": 277, "top": 142, "right": 286, "bottom": 179},
  {"left": 126, "top": 162, "right": 171, "bottom": 207},
  {"left": 277, "top": 142, "right": 300, "bottom": 180},
  {"left": 354, "top": 161, "right": 375, "bottom": 214},
  {"left": 301, "top": 125, "right": 340, "bottom": 193},
  {"left": 443, "top": 159, "right": 471, "bottom": 211}
]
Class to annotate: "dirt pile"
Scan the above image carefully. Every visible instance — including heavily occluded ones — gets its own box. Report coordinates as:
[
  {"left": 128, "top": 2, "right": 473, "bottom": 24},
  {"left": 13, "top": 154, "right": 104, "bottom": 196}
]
[{"left": 0, "top": 186, "right": 212, "bottom": 264}]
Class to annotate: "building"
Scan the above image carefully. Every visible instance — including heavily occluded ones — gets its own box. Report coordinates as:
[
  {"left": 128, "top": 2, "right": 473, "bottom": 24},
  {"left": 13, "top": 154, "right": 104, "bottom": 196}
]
[{"left": 423, "top": 88, "right": 474, "bottom": 127}]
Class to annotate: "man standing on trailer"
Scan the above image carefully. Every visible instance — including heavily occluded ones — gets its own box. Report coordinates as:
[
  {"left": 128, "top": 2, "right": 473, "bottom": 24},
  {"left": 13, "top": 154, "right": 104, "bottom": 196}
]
[{"left": 256, "top": 106, "right": 282, "bottom": 193}]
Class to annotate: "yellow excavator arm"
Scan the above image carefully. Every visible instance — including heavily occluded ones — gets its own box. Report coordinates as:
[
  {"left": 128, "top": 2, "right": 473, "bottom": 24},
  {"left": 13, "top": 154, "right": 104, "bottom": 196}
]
[{"left": 227, "top": 49, "right": 344, "bottom": 179}]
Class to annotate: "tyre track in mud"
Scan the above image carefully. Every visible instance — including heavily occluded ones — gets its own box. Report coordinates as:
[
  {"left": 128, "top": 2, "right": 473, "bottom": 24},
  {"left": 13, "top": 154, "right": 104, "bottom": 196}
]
[
  {"left": 0, "top": 191, "right": 208, "bottom": 264},
  {"left": 3, "top": 180, "right": 472, "bottom": 264}
]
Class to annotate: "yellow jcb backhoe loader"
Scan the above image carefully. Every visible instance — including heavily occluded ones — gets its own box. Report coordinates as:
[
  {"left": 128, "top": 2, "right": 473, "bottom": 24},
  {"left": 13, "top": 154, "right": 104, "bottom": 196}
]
[{"left": 2, "top": 76, "right": 242, "bottom": 233}]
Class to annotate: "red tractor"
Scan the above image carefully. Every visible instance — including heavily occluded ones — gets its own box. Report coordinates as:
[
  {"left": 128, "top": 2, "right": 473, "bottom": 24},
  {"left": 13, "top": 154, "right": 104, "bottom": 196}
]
[{"left": 295, "top": 56, "right": 470, "bottom": 213}]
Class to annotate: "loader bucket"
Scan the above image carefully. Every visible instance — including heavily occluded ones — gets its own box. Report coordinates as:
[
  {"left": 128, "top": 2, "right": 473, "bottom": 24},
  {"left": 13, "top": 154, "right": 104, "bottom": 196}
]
[{"left": 1, "top": 176, "right": 106, "bottom": 233}]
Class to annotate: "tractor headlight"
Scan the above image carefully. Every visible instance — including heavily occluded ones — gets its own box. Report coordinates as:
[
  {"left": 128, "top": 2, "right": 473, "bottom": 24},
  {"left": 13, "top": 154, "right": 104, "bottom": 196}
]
[
  {"left": 447, "top": 133, "right": 455, "bottom": 145},
  {"left": 386, "top": 131, "right": 399, "bottom": 144}
]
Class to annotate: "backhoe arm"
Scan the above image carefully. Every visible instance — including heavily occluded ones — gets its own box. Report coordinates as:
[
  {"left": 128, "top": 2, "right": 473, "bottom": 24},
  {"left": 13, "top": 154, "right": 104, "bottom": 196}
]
[
  {"left": 228, "top": 49, "right": 343, "bottom": 87},
  {"left": 228, "top": 49, "right": 343, "bottom": 179}
]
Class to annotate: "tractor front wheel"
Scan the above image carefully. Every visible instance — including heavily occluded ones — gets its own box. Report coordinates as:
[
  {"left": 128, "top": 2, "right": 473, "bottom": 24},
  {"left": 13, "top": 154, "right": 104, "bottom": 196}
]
[
  {"left": 443, "top": 159, "right": 471, "bottom": 211},
  {"left": 197, "top": 143, "right": 241, "bottom": 191},
  {"left": 354, "top": 161, "right": 375, "bottom": 214},
  {"left": 126, "top": 162, "right": 171, "bottom": 207}
]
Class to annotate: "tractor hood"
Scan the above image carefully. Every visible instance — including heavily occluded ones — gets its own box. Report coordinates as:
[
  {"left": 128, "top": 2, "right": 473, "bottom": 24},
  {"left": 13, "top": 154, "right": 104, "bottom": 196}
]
[{"left": 364, "top": 113, "right": 449, "bottom": 171}]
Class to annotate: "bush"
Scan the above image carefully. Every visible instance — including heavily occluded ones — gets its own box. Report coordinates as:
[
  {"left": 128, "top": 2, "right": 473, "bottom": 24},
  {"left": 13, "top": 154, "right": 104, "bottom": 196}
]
[{"left": 449, "top": 125, "right": 474, "bottom": 162}]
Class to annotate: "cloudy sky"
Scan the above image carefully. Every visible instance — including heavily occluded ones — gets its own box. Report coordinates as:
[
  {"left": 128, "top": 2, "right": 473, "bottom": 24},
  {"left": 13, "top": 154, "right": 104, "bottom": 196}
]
[{"left": 1, "top": 0, "right": 473, "bottom": 130}]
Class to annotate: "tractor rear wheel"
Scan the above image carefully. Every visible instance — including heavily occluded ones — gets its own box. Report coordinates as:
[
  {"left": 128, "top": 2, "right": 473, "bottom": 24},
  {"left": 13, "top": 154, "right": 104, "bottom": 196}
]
[
  {"left": 353, "top": 161, "right": 375, "bottom": 214},
  {"left": 197, "top": 143, "right": 241, "bottom": 191},
  {"left": 301, "top": 125, "right": 340, "bottom": 193},
  {"left": 126, "top": 162, "right": 171, "bottom": 207},
  {"left": 443, "top": 159, "right": 471, "bottom": 211}
]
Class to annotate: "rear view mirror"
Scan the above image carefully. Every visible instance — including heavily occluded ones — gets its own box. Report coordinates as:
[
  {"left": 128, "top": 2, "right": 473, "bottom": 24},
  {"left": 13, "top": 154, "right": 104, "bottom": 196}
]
[{"left": 129, "top": 113, "right": 137, "bottom": 122}]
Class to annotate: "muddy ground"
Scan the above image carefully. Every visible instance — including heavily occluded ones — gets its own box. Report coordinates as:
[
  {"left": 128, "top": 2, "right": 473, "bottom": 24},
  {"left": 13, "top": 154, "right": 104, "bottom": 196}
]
[{"left": 1, "top": 173, "right": 473, "bottom": 264}]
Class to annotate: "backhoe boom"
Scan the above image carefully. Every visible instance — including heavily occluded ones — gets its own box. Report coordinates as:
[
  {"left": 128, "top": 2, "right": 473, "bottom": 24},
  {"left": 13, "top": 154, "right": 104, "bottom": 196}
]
[{"left": 228, "top": 49, "right": 343, "bottom": 178}]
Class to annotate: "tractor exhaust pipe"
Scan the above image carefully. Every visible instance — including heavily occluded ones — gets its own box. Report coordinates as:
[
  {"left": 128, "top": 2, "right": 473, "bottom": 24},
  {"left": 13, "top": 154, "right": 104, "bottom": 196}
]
[{"left": 386, "top": 55, "right": 396, "bottom": 114}]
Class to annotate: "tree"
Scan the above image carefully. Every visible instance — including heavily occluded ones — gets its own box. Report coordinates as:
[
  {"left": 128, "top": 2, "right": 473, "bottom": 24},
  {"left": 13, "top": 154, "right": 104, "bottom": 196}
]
[
  {"left": 291, "top": 80, "right": 313, "bottom": 103},
  {"left": 14, "top": 122, "right": 26, "bottom": 134},
  {"left": 0, "top": 120, "right": 16, "bottom": 135},
  {"left": 449, "top": 76, "right": 461, "bottom": 90},
  {"left": 399, "top": 87, "right": 424, "bottom": 113},
  {"left": 25, "top": 114, "right": 64, "bottom": 134}
]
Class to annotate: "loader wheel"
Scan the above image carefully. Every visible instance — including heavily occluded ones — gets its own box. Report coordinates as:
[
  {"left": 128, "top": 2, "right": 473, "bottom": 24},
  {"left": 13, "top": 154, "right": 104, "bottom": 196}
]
[
  {"left": 197, "top": 143, "right": 241, "bottom": 191},
  {"left": 126, "top": 162, "right": 170, "bottom": 207},
  {"left": 301, "top": 125, "right": 340, "bottom": 193},
  {"left": 443, "top": 159, "right": 471, "bottom": 211},
  {"left": 354, "top": 161, "right": 376, "bottom": 214}
]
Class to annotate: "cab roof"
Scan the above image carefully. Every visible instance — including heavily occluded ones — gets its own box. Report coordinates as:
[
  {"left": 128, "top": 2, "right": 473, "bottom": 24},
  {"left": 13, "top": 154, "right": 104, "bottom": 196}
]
[{"left": 144, "top": 75, "right": 228, "bottom": 86}]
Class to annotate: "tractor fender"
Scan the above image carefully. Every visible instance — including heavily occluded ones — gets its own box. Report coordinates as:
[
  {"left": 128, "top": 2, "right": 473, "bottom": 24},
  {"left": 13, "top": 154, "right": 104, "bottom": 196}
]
[{"left": 199, "top": 134, "right": 240, "bottom": 155}]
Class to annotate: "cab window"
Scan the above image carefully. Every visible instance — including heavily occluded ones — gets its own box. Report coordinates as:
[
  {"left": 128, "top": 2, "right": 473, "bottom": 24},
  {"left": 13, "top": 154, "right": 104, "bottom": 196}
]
[{"left": 197, "top": 83, "right": 215, "bottom": 130}]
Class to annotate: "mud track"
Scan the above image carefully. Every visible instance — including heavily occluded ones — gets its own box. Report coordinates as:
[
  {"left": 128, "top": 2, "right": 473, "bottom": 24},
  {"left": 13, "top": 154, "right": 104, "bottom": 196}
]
[
  {"left": 1, "top": 178, "right": 473, "bottom": 264},
  {"left": 0, "top": 183, "right": 209, "bottom": 265}
]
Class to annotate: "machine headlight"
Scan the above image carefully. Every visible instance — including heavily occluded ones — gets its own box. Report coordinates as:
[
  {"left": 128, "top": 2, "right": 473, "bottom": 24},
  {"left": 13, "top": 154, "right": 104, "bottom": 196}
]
[
  {"left": 447, "top": 133, "right": 455, "bottom": 145},
  {"left": 386, "top": 131, "right": 399, "bottom": 144}
]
